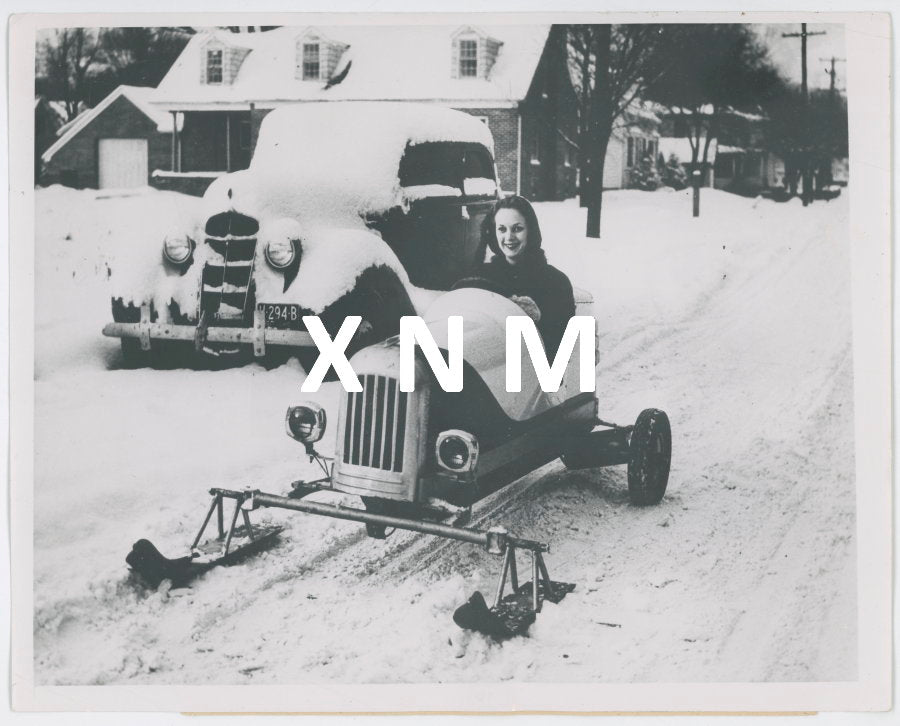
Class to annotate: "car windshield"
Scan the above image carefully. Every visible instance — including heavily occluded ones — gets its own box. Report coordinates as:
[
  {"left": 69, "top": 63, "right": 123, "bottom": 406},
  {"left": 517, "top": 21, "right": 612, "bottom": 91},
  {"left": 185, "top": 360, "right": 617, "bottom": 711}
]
[{"left": 399, "top": 142, "right": 496, "bottom": 196}]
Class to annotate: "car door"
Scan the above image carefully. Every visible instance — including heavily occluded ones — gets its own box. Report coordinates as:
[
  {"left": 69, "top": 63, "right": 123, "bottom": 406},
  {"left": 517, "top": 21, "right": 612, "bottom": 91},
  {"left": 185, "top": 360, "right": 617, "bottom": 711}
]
[{"left": 384, "top": 142, "right": 469, "bottom": 290}]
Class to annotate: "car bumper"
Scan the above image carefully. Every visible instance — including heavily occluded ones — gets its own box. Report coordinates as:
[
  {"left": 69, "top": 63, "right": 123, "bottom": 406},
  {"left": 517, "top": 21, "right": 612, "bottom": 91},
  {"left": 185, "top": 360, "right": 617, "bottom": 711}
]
[{"left": 103, "top": 304, "right": 314, "bottom": 357}]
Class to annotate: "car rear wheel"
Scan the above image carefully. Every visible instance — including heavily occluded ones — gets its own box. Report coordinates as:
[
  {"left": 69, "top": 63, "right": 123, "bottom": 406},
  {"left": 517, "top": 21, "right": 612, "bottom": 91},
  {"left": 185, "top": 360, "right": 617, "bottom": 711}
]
[
  {"left": 120, "top": 338, "right": 149, "bottom": 368},
  {"left": 627, "top": 408, "right": 671, "bottom": 506}
]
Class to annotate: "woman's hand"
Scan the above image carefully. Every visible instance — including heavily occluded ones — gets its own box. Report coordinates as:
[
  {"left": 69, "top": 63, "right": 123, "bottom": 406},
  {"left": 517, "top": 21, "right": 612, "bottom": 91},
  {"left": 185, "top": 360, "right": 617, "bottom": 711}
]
[{"left": 510, "top": 295, "right": 541, "bottom": 322}]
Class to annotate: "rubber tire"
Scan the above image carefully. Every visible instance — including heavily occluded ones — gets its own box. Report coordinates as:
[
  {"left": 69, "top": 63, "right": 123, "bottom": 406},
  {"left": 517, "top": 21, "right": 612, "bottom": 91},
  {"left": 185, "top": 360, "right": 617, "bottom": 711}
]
[
  {"left": 119, "top": 338, "right": 197, "bottom": 370},
  {"left": 120, "top": 338, "right": 149, "bottom": 369},
  {"left": 627, "top": 408, "right": 671, "bottom": 506}
]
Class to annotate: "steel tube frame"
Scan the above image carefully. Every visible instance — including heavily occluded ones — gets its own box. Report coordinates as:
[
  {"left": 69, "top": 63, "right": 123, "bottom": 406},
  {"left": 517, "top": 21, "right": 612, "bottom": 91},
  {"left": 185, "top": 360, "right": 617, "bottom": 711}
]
[{"left": 244, "top": 490, "right": 550, "bottom": 553}]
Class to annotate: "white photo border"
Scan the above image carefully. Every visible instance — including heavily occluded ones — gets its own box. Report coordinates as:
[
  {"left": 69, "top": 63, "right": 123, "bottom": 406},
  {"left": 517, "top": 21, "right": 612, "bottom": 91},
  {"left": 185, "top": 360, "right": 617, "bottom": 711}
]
[{"left": 8, "top": 9, "right": 892, "bottom": 714}]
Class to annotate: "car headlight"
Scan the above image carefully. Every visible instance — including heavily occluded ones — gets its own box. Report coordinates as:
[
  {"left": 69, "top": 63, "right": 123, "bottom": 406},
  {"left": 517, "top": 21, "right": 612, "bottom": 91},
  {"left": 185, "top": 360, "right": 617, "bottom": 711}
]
[
  {"left": 163, "top": 233, "right": 194, "bottom": 265},
  {"left": 285, "top": 402, "right": 326, "bottom": 443},
  {"left": 265, "top": 238, "right": 298, "bottom": 270},
  {"left": 436, "top": 430, "right": 479, "bottom": 473}
]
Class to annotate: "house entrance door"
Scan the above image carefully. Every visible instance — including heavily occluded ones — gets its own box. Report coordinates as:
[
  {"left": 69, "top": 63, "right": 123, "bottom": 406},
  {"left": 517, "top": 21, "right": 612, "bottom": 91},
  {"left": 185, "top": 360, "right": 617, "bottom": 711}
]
[{"left": 98, "top": 138, "right": 149, "bottom": 189}]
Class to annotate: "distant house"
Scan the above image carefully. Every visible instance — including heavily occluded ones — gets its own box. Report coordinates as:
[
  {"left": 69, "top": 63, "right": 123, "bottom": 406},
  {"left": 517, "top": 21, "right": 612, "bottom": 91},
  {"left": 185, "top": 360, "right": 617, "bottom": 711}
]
[
  {"left": 146, "top": 25, "right": 579, "bottom": 200},
  {"left": 601, "top": 104, "right": 662, "bottom": 189},
  {"left": 658, "top": 107, "right": 784, "bottom": 194},
  {"left": 41, "top": 85, "right": 181, "bottom": 189}
]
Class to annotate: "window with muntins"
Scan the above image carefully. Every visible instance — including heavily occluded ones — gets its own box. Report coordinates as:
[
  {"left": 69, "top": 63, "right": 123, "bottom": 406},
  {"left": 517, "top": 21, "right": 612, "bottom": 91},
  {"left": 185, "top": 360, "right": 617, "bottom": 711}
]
[
  {"left": 459, "top": 39, "right": 478, "bottom": 77},
  {"left": 207, "top": 50, "right": 223, "bottom": 84},
  {"left": 303, "top": 43, "right": 320, "bottom": 80}
]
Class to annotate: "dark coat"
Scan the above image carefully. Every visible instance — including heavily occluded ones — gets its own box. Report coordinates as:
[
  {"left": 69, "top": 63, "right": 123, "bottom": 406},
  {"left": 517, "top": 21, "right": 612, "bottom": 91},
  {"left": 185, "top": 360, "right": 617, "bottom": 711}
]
[{"left": 477, "top": 251, "right": 576, "bottom": 357}]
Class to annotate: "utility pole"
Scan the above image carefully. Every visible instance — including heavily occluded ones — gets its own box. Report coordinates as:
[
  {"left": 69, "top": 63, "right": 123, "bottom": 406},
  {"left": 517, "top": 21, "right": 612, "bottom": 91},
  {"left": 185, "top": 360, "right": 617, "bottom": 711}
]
[
  {"left": 783, "top": 24, "right": 826, "bottom": 206},
  {"left": 820, "top": 56, "right": 846, "bottom": 98},
  {"left": 819, "top": 56, "right": 845, "bottom": 186}
]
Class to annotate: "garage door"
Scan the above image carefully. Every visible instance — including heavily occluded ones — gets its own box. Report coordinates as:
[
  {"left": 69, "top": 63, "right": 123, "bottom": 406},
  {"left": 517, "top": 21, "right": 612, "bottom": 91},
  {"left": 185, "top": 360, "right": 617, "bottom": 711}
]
[{"left": 98, "top": 138, "right": 148, "bottom": 189}]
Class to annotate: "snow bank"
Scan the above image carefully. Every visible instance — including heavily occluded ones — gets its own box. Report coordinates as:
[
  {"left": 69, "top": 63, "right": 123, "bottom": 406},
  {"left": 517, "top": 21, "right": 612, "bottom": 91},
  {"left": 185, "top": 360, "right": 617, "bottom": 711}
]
[{"left": 34, "top": 185, "right": 202, "bottom": 376}]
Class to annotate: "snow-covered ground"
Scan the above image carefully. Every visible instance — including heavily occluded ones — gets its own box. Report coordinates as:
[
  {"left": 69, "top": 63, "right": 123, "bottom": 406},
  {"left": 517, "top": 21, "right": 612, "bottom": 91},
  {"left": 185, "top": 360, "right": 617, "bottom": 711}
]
[{"left": 32, "top": 185, "right": 855, "bottom": 684}]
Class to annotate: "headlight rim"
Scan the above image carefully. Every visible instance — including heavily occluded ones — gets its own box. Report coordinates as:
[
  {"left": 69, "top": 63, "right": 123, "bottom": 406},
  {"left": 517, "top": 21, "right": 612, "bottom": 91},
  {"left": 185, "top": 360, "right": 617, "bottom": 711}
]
[
  {"left": 285, "top": 402, "right": 327, "bottom": 444},
  {"left": 435, "top": 429, "right": 479, "bottom": 474},
  {"left": 265, "top": 237, "right": 300, "bottom": 271},
  {"left": 162, "top": 234, "right": 195, "bottom": 266}
]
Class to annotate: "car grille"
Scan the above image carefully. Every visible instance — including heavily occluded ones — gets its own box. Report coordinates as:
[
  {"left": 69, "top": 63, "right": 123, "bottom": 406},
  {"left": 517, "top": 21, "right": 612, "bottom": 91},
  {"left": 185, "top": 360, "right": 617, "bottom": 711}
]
[
  {"left": 343, "top": 375, "right": 407, "bottom": 472},
  {"left": 201, "top": 211, "right": 260, "bottom": 323}
]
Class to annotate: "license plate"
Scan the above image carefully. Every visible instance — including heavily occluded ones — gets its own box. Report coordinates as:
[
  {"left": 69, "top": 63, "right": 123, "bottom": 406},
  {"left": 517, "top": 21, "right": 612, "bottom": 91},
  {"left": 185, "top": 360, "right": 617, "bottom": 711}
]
[{"left": 257, "top": 303, "right": 303, "bottom": 329}]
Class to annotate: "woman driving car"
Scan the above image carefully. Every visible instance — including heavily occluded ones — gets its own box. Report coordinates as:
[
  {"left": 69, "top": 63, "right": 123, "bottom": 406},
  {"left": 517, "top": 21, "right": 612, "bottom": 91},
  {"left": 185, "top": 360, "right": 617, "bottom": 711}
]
[{"left": 470, "top": 195, "right": 576, "bottom": 358}]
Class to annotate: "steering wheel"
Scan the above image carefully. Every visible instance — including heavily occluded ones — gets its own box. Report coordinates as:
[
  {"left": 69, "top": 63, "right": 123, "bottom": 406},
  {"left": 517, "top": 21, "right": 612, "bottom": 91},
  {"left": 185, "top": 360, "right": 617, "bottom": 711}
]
[{"left": 450, "top": 276, "right": 514, "bottom": 298}]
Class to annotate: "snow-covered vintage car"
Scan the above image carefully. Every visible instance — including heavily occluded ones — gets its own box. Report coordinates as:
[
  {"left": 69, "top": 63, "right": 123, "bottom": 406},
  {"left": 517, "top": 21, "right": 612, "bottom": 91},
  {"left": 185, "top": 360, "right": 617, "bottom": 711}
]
[
  {"left": 128, "top": 283, "right": 672, "bottom": 639},
  {"left": 103, "top": 102, "right": 500, "bottom": 366}
]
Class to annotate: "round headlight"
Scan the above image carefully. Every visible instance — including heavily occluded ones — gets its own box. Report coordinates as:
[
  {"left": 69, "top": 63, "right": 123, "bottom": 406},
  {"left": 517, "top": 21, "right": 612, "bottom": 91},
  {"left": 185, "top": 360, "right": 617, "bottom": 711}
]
[
  {"left": 285, "top": 403, "right": 326, "bottom": 443},
  {"left": 265, "top": 238, "right": 298, "bottom": 270},
  {"left": 439, "top": 437, "right": 470, "bottom": 470},
  {"left": 436, "top": 430, "right": 478, "bottom": 473},
  {"left": 163, "top": 234, "right": 194, "bottom": 265}
]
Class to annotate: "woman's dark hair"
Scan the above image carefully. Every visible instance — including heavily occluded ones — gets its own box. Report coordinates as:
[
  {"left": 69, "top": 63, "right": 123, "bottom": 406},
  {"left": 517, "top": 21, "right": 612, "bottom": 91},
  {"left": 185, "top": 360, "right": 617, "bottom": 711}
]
[{"left": 483, "top": 194, "right": 544, "bottom": 258}]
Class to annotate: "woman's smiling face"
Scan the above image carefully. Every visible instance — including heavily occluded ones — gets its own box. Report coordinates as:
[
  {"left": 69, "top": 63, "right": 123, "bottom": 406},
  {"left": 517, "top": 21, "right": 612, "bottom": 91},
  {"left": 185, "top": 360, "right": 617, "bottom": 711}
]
[{"left": 495, "top": 208, "right": 529, "bottom": 265}]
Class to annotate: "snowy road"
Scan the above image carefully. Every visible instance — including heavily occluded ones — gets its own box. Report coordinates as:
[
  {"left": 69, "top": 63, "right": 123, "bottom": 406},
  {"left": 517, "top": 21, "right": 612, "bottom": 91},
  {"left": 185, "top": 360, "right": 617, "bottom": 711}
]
[{"left": 32, "top": 186, "right": 855, "bottom": 684}]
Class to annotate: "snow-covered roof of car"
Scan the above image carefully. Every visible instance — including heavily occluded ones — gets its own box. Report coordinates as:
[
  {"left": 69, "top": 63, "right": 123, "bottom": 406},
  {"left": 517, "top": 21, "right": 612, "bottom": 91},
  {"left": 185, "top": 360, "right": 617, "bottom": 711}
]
[
  {"left": 152, "top": 25, "right": 551, "bottom": 109},
  {"left": 42, "top": 86, "right": 182, "bottom": 164},
  {"left": 205, "top": 102, "right": 495, "bottom": 222}
]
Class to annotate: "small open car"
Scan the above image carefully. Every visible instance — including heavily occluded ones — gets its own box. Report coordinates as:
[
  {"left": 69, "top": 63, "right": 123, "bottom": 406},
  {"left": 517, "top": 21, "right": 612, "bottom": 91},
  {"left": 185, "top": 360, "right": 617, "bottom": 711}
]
[
  {"left": 104, "top": 102, "right": 499, "bottom": 366},
  {"left": 128, "top": 284, "right": 672, "bottom": 640}
]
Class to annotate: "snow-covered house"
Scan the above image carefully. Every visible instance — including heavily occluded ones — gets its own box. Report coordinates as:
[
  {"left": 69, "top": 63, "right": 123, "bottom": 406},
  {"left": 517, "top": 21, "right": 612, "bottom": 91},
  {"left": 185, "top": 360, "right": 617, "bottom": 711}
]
[
  {"left": 148, "top": 25, "right": 579, "bottom": 200},
  {"left": 601, "top": 104, "right": 663, "bottom": 189},
  {"left": 659, "top": 108, "right": 784, "bottom": 194},
  {"left": 41, "top": 85, "right": 181, "bottom": 190}
]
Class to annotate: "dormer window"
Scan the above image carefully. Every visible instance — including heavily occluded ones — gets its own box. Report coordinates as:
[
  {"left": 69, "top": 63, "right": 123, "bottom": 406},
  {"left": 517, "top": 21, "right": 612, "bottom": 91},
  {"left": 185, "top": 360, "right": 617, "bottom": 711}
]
[
  {"left": 302, "top": 43, "right": 320, "bottom": 80},
  {"left": 451, "top": 26, "right": 502, "bottom": 80},
  {"left": 206, "top": 49, "right": 223, "bottom": 84},
  {"left": 295, "top": 30, "right": 349, "bottom": 82},
  {"left": 200, "top": 36, "right": 250, "bottom": 85},
  {"left": 459, "top": 39, "right": 478, "bottom": 77}
]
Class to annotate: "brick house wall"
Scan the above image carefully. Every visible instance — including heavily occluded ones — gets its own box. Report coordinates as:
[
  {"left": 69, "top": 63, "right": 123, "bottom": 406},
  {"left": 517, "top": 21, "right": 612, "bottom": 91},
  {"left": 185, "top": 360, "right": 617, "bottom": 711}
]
[
  {"left": 518, "top": 25, "right": 578, "bottom": 202},
  {"left": 456, "top": 108, "right": 518, "bottom": 194},
  {"left": 42, "top": 95, "right": 170, "bottom": 189}
]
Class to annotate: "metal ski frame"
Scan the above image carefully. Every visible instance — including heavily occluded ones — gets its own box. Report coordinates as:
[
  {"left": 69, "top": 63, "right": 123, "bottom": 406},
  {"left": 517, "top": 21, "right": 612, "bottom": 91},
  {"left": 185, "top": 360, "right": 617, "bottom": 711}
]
[
  {"left": 190, "top": 482, "right": 560, "bottom": 618},
  {"left": 492, "top": 537, "right": 555, "bottom": 614},
  {"left": 191, "top": 488, "right": 264, "bottom": 560}
]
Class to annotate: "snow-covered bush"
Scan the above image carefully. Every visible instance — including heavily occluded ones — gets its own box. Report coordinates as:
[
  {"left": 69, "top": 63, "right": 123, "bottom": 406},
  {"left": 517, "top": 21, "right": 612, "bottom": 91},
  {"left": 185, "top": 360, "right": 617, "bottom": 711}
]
[
  {"left": 660, "top": 153, "right": 688, "bottom": 190},
  {"left": 629, "top": 154, "right": 661, "bottom": 191}
]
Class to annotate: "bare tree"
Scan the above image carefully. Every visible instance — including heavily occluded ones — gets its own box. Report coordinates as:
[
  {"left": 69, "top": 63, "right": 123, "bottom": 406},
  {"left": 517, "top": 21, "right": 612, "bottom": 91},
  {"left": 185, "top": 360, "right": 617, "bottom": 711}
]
[
  {"left": 38, "top": 29, "right": 104, "bottom": 121},
  {"left": 645, "top": 25, "right": 781, "bottom": 217},
  {"left": 567, "top": 24, "right": 673, "bottom": 238},
  {"left": 101, "top": 27, "right": 193, "bottom": 87}
]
